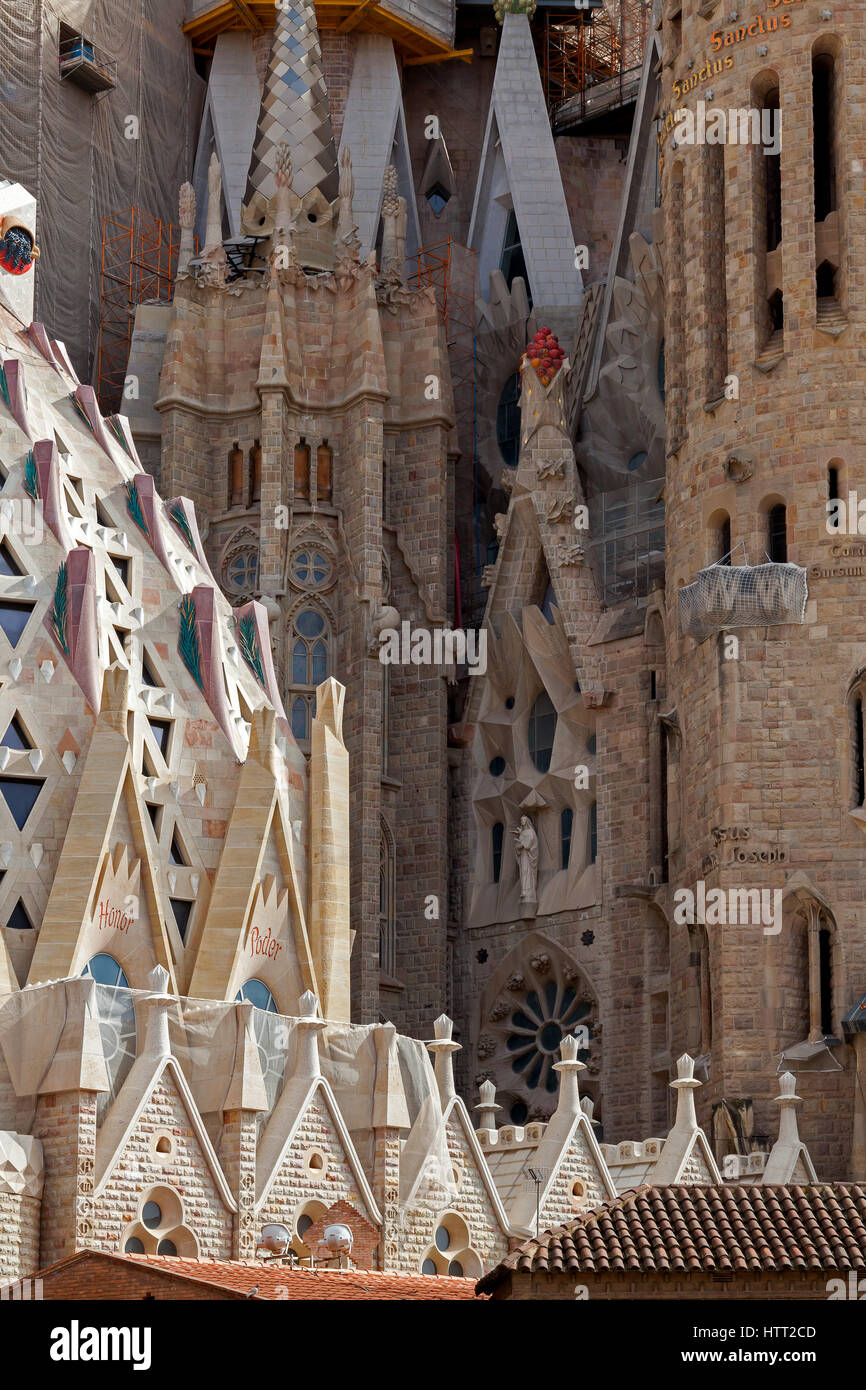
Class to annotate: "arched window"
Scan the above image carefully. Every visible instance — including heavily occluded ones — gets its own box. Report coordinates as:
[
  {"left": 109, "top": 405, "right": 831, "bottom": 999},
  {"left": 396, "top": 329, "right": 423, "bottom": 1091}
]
[
  {"left": 492, "top": 821, "right": 504, "bottom": 883},
  {"left": 235, "top": 978, "right": 278, "bottom": 1013},
  {"left": 229, "top": 442, "right": 244, "bottom": 508},
  {"left": 294, "top": 439, "right": 311, "bottom": 502},
  {"left": 560, "top": 807, "right": 573, "bottom": 869},
  {"left": 712, "top": 513, "right": 731, "bottom": 566},
  {"left": 82, "top": 953, "right": 130, "bottom": 988},
  {"left": 850, "top": 678, "right": 866, "bottom": 807},
  {"left": 289, "top": 607, "right": 330, "bottom": 745},
  {"left": 528, "top": 691, "right": 557, "bottom": 773},
  {"left": 316, "top": 442, "right": 333, "bottom": 504},
  {"left": 379, "top": 820, "right": 396, "bottom": 976},
  {"left": 767, "top": 503, "right": 787, "bottom": 562},
  {"left": 248, "top": 440, "right": 262, "bottom": 505},
  {"left": 588, "top": 802, "right": 598, "bottom": 863},
  {"left": 496, "top": 372, "right": 522, "bottom": 468}
]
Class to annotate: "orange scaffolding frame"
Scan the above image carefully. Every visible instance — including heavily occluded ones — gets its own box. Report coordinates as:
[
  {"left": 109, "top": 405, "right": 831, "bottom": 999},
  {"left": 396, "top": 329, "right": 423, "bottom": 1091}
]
[
  {"left": 538, "top": 0, "right": 652, "bottom": 118},
  {"left": 96, "top": 207, "right": 185, "bottom": 413}
]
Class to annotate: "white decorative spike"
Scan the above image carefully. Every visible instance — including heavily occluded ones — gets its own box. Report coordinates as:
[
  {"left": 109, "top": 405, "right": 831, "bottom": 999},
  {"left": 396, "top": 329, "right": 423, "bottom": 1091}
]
[
  {"left": 95, "top": 527, "right": 109, "bottom": 544},
  {"left": 28, "top": 750, "right": 43, "bottom": 773},
  {"left": 190, "top": 873, "right": 200, "bottom": 893},
  {"left": 160, "top": 692, "right": 175, "bottom": 715},
  {"left": 62, "top": 750, "right": 76, "bottom": 774},
  {"left": 167, "top": 871, "right": 177, "bottom": 894},
  {"left": 40, "top": 660, "right": 55, "bottom": 683},
  {"left": 117, "top": 532, "right": 129, "bottom": 552},
  {"left": 292, "top": 819, "right": 302, "bottom": 841},
  {"left": 227, "top": 645, "right": 237, "bottom": 659},
  {"left": 195, "top": 784, "right": 206, "bottom": 806},
  {"left": 8, "top": 659, "right": 21, "bottom": 680},
  {"left": 130, "top": 607, "right": 144, "bottom": 625},
  {"left": 184, "top": 564, "right": 195, "bottom": 579},
  {"left": 29, "top": 842, "right": 43, "bottom": 868},
  {"left": 109, "top": 601, "right": 122, "bottom": 618},
  {"left": 148, "top": 963, "right": 171, "bottom": 994},
  {"left": 79, "top": 521, "right": 90, "bottom": 538},
  {"left": 145, "top": 776, "right": 157, "bottom": 799},
  {"left": 0, "top": 748, "right": 10, "bottom": 772},
  {"left": 0, "top": 843, "right": 12, "bottom": 868}
]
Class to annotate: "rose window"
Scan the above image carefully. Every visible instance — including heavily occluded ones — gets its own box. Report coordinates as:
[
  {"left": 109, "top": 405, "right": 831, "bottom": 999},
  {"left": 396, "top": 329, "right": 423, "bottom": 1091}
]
[
  {"left": 506, "top": 978, "right": 593, "bottom": 1096},
  {"left": 292, "top": 550, "right": 331, "bottom": 588},
  {"left": 225, "top": 549, "right": 259, "bottom": 594}
]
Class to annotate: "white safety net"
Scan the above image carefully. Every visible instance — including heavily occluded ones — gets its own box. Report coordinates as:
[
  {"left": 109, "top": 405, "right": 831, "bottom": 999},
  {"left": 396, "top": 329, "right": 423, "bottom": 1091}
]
[{"left": 679, "top": 562, "right": 808, "bottom": 642}]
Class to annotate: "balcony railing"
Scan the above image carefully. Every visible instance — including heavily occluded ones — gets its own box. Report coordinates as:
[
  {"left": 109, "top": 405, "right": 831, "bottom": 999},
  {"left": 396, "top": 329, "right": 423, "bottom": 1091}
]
[{"left": 59, "top": 35, "right": 117, "bottom": 94}]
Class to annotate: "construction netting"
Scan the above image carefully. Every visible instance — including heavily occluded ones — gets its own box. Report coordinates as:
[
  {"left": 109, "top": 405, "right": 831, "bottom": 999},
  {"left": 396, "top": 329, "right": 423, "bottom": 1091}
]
[
  {"left": 679, "top": 562, "right": 808, "bottom": 643},
  {"left": 0, "top": 0, "right": 204, "bottom": 379},
  {"left": 0, "top": 979, "right": 458, "bottom": 1219}
]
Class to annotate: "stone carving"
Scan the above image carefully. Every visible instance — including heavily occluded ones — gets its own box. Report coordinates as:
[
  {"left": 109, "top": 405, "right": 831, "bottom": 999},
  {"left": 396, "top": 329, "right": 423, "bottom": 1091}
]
[
  {"left": 556, "top": 540, "right": 585, "bottom": 567},
  {"left": 529, "top": 951, "right": 550, "bottom": 974},
  {"left": 537, "top": 456, "right": 565, "bottom": 481},
  {"left": 546, "top": 495, "right": 573, "bottom": 524},
  {"left": 481, "top": 564, "right": 497, "bottom": 589},
  {"left": 513, "top": 815, "right": 538, "bottom": 903},
  {"left": 489, "top": 999, "right": 509, "bottom": 1021},
  {"left": 334, "top": 147, "right": 361, "bottom": 290},
  {"left": 506, "top": 972, "right": 525, "bottom": 992},
  {"left": 493, "top": 511, "right": 508, "bottom": 541},
  {"left": 477, "top": 1033, "right": 496, "bottom": 1059},
  {"left": 725, "top": 451, "right": 754, "bottom": 483},
  {"left": 378, "top": 165, "right": 407, "bottom": 300},
  {"left": 200, "top": 153, "right": 227, "bottom": 285},
  {"left": 177, "top": 183, "right": 196, "bottom": 276}
]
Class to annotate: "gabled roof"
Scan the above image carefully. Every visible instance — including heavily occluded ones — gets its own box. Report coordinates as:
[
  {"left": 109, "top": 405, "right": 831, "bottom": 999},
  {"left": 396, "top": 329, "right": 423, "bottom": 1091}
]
[
  {"left": 255, "top": 1074, "right": 381, "bottom": 1226},
  {"left": 94, "top": 1053, "right": 236, "bottom": 1212},
  {"left": 477, "top": 1183, "right": 866, "bottom": 1292}
]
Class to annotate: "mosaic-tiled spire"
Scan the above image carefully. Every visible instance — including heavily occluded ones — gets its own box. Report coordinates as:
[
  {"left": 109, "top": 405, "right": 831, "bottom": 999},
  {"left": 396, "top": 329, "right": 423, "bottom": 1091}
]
[{"left": 244, "top": 1, "right": 339, "bottom": 206}]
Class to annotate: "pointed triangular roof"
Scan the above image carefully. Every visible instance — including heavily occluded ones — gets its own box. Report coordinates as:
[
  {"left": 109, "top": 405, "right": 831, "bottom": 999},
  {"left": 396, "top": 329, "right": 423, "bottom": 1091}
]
[{"left": 244, "top": 0, "right": 338, "bottom": 207}]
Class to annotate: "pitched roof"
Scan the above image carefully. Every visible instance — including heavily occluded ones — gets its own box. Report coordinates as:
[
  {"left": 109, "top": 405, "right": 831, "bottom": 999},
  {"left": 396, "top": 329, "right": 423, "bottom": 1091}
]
[
  {"left": 476, "top": 1184, "right": 866, "bottom": 1292},
  {"left": 38, "top": 1250, "right": 480, "bottom": 1300}
]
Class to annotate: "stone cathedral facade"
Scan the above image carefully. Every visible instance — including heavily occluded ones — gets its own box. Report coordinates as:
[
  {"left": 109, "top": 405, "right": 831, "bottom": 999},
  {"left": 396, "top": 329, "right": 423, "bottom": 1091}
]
[{"left": 0, "top": 0, "right": 865, "bottom": 1291}]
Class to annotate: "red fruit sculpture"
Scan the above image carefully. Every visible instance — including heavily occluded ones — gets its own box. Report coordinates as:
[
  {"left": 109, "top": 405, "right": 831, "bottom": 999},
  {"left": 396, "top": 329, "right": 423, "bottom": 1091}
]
[{"left": 524, "top": 326, "right": 565, "bottom": 387}]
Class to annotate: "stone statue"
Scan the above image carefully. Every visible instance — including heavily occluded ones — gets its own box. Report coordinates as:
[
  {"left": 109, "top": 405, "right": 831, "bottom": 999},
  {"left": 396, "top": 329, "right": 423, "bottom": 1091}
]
[
  {"left": 513, "top": 816, "right": 538, "bottom": 903},
  {"left": 335, "top": 146, "right": 360, "bottom": 287},
  {"left": 204, "top": 153, "right": 223, "bottom": 254}
]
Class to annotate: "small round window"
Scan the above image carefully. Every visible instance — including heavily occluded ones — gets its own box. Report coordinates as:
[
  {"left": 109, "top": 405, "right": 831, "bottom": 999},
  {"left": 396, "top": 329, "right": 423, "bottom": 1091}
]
[
  {"left": 293, "top": 550, "right": 331, "bottom": 588},
  {"left": 489, "top": 756, "right": 506, "bottom": 777},
  {"left": 124, "top": 1236, "right": 145, "bottom": 1254},
  {"left": 435, "top": 1225, "right": 451, "bottom": 1252},
  {"left": 142, "top": 1201, "right": 162, "bottom": 1229}
]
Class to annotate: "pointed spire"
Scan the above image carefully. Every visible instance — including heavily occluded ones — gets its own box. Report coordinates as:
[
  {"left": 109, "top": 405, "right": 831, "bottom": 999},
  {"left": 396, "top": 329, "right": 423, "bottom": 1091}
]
[
  {"left": 426, "top": 1014, "right": 461, "bottom": 1109},
  {"left": 475, "top": 1078, "right": 501, "bottom": 1134},
  {"left": 295, "top": 990, "right": 326, "bottom": 1081},
  {"left": 669, "top": 1052, "right": 701, "bottom": 1131},
  {"left": 552, "top": 1032, "right": 587, "bottom": 1121},
  {"left": 244, "top": 0, "right": 338, "bottom": 207}
]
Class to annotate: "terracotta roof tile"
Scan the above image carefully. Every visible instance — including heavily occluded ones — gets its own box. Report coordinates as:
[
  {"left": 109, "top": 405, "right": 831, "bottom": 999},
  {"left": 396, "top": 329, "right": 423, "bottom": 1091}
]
[
  {"left": 477, "top": 1184, "right": 866, "bottom": 1293},
  {"left": 124, "top": 1255, "right": 480, "bottom": 1300}
]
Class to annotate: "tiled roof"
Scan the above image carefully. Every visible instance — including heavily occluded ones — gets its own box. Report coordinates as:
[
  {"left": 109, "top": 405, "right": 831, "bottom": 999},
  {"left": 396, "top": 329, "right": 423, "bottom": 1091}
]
[
  {"left": 476, "top": 1184, "right": 866, "bottom": 1292},
  {"left": 124, "top": 1254, "right": 480, "bottom": 1300}
]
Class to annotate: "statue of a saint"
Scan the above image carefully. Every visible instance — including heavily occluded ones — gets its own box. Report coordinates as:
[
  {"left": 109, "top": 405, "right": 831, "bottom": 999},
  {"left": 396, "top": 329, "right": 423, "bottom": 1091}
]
[{"left": 513, "top": 816, "right": 538, "bottom": 903}]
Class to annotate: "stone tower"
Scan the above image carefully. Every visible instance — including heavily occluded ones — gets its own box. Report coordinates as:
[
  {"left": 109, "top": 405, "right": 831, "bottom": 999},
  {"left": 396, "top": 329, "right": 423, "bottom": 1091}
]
[
  {"left": 657, "top": 0, "right": 864, "bottom": 1177},
  {"left": 146, "top": 3, "right": 454, "bottom": 1033}
]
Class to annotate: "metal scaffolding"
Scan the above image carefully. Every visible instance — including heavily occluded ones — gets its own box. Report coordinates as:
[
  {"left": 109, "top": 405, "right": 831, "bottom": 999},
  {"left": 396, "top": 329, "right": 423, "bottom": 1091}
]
[
  {"left": 539, "top": 0, "right": 653, "bottom": 122},
  {"left": 96, "top": 207, "right": 185, "bottom": 413}
]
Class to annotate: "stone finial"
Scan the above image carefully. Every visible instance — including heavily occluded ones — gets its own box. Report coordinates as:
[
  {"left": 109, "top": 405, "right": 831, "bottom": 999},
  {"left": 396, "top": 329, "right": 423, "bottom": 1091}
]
[
  {"left": 148, "top": 964, "right": 171, "bottom": 996},
  {"left": 295, "top": 990, "right": 326, "bottom": 1081},
  {"left": 552, "top": 1032, "right": 587, "bottom": 1119},
  {"left": 373, "top": 1021, "right": 411, "bottom": 1130},
  {"left": 475, "top": 1078, "right": 501, "bottom": 1133},
  {"left": 773, "top": 1071, "right": 802, "bottom": 1146},
  {"left": 580, "top": 1095, "right": 597, "bottom": 1127},
  {"left": 427, "top": 1013, "right": 461, "bottom": 1110},
  {"left": 179, "top": 182, "right": 195, "bottom": 231},
  {"left": 178, "top": 183, "right": 196, "bottom": 274},
  {"left": 379, "top": 165, "right": 407, "bottom": 282},
  {"left": 204, "top": 152, "right": 223, "bottom": 254},
  {"left": 670, "top": 1053, "right": 701, "bottom": 1130}
]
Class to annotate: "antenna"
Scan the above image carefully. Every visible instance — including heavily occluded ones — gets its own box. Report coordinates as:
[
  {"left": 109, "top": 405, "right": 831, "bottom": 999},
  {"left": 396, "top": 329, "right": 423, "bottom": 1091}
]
[{"left": 522, "top": 1166, "right": 551, "bottom": 1240}]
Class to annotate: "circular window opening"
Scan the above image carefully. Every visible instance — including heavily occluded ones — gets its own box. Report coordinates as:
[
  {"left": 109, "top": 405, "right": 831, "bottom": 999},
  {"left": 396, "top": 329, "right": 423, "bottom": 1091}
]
[
  {"left": 157, "top": 1238, "right": 177, "bottom": 1256},
  {"left": 307, "top": 213, "right": 318, "bottom": 224},
  {"left": 309, "top": 1152, "right": 324, "bottom": 1170},
  {"left": 297, "top": 1214, "right": 313, "bottom": 1239},
  {"left": 422, "top": 1257, "right": 437, "bottom": 1275},
  {"left": 448, "top": 1259, "right": 464, "bottom": 1276},
  {"left": 488, "top": 756, "right": 506, "bottom": 777},
  {"left": 505, "top": 696, "right": 515, "bottom": 710},
  {"left": 627, "top": 450, "right": 648, "bottom": 473},
  {"left": 124, "top": 1236, "right": 145, "bottom": 1254},
  {"left": 434, "top": 1225, "right": 451, "bottom": 1252},
  {"left": 155, "top": 1136, "right": 172, "bottom": 1155},
  {"left": 539, "top": 1020, "right": 563, "bottom": 1053},
  {"left": 142, "top": 1201, "right": 162, "bottom": 1230}
]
